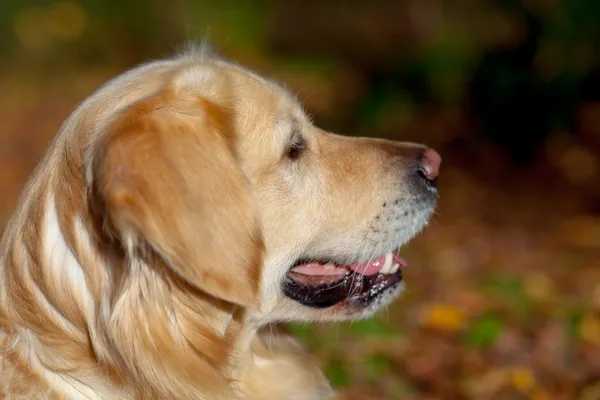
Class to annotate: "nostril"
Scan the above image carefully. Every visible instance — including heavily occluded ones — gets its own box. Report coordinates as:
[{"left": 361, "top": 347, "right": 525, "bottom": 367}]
[{"left": 416, "top": 148, "right": 441, "bottom": 183}]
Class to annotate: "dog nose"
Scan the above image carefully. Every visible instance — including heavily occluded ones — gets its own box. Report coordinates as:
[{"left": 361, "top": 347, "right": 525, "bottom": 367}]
[{"left": 416, "top": 148, "right": 441, "bottom": 182}]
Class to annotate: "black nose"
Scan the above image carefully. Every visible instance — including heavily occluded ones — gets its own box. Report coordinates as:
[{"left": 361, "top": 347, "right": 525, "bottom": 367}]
[{"left": 415, "top": 148, "right": 441, "bottom": 187}]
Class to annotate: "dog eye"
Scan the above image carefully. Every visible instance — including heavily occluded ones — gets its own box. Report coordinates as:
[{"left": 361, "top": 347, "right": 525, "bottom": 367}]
[{"left": 287, "top": 136, "right": 306, "bottom": 160}]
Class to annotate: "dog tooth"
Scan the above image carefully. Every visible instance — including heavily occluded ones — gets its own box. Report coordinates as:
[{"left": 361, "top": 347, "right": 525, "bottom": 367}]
[
  {"left": 379, "top": 263, "right": 388, "bottom": 274},
  {"left": 386, "top": 252, "right": 393, "bottom": 267},
  {"left": 380, "top": 264, "right": 389, "bottom": 274},
  {"left": 380, "top": 252, "right": 393, "bottom": 274},
  {"left": 323, "top": 262, "right": 336, "bottom": 269},
  {"left": 390, "top": 263, "right": 399, "bottom": 274}
]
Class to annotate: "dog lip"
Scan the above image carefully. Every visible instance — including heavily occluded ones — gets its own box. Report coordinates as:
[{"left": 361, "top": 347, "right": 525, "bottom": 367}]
[
  {"left": 283, "top": 269, "right": 403, "bottom": 308},
  {"left": 282, "top": 251, "right": 405, "bottom": 309}
]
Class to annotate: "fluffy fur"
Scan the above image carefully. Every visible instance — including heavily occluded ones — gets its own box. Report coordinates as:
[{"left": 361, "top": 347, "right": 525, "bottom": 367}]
[{"left": 0, "top": 46, "right": 437, "bottom": 399}]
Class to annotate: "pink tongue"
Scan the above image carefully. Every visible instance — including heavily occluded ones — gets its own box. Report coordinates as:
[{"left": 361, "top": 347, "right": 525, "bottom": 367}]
[
  {"left": 290, "top": 263, "right": 348, "bottom": 279},
  {"left": 346, "top": 255, "right": 386, "bottom": 276},
  {"left": 290, "top": 254, "right": 407, "bottom": 278}
]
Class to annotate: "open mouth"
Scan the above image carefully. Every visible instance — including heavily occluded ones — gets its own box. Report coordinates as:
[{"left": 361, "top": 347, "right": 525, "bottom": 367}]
[{"left": 283, "top": 251, "right": 405, "bottom": 309}]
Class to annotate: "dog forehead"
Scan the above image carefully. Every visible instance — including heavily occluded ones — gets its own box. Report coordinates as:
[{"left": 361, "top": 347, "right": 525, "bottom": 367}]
[
  {"left": 222, "top": 69, "right": 307, "bottom": 148},
  {"left": 231, "top": 101, "right": 297, "bottom": 166}
]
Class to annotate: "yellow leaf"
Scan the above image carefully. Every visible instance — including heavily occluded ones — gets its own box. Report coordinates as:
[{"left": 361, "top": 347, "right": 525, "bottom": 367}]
[
  {"left": 524, "top": 273, "right": 555, "bottom": 303},
  {"left": 419, "top": 303, "right": 466, "bottom": 331},
  {"left": 510, "top": 367, "right": 536, "bottom": 393},
  {"left": 578, "top": 314, "right": 600, "bottom": 346}
]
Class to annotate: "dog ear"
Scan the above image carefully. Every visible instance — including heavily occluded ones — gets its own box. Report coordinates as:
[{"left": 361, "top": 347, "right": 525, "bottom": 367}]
[{"left": 90, "top": 88, "right": 263, "bottom": 307}]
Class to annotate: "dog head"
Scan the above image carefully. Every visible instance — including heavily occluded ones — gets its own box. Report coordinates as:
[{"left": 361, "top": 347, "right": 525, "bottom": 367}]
[{"left": 89, "top": 50, "right": 440, "bottom": 326}]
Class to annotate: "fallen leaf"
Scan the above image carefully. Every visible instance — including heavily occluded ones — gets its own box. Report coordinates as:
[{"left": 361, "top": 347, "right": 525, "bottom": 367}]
[
  {"left": 524, "top": 272, "right": 556, "bottom": 304},
  {"left": 578, "top": 314, "right": 600, "bottom": 347},
  {"left": 464, "top": 313, "right": 504, "bottom": 348},
  {"left": 509, "top": 366, "right": 536, "bottom": 394},
  {"left": 419, "top": 303, "right": 466, "bottom": 331}
]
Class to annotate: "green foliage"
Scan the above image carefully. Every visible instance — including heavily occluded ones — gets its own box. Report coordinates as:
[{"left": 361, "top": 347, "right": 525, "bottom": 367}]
[
  {"left": 364, "top": 354, "right": 393, "bottom": 380},
  {"left": 340, "top": 316, "right": 399, "bottom": 338},
  {"left": 567, "top": 309, "right": 584, "bottom": 339},
  {"left": 415, "top": 25, "right": 479, "bottom": 104},
  {"left": 325, "top": 359, "right": 351, "bottom": 389},
  {"left": 464, "top": 313, "right": 504, "bottom": 349},
  {"left": 287, "top": 323, "right": 318, "bottom": 346}
]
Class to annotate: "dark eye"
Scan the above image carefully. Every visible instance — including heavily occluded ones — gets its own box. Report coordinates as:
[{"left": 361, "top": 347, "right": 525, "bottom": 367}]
[{"left": 287, "top": 136, "right": 306, "bottom": 160}]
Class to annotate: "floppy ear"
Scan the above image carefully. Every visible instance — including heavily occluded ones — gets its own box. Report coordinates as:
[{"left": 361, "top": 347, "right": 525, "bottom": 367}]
[{"left": 90, "top": 88, "right": 263, "bottom": 307}]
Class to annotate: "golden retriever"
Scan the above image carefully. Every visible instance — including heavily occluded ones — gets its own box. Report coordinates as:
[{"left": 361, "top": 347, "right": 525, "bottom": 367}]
[{"left": 0, "top": 44, "right": 441, "bottom": 399}]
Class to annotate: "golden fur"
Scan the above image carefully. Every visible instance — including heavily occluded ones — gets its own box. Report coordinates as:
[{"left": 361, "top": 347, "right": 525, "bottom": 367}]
[{"left": 0, "top": 46, "right": 438, "bottom": 399}]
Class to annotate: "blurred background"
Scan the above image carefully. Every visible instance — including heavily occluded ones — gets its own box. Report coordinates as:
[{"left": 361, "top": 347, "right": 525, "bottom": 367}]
[{"left": 1, "top": 0, "right": 600, "bottom": 398}]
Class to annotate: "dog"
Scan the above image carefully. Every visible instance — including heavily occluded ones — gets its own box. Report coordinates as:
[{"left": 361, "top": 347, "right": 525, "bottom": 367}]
[{"left": 0, "top": 44, "right": 440, "bottom": 399}]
